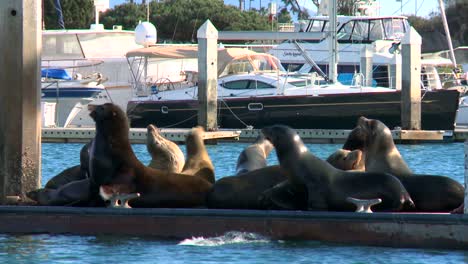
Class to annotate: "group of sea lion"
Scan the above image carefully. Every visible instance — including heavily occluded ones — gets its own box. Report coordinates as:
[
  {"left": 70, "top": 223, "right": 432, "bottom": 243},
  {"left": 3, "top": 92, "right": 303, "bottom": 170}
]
[{"left": 27, "top": 103, "right": 464, "bottom": 213}]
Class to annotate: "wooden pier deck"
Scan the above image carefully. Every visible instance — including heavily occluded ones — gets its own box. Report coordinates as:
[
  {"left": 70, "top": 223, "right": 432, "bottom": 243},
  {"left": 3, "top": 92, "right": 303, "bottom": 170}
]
[
  {"left": 0, "top": 206, "right": 466, "bottom": 250},
  {"left": 41, "top": 127, "right": 447, "bottom": 144}
]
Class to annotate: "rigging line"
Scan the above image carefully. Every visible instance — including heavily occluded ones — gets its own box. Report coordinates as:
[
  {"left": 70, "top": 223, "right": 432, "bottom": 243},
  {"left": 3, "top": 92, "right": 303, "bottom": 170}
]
[
  {"left": 219, "top": 99, "right": 252, "bottom": 129},
  {"left": 416, "top": 0, "right": 425, "bottom": 14},
  {"left": 161, "top": 114, "right": 198, "bottom": 128},
  {"left": 391, "top": 0, "right": 412, "bottom": 16}
]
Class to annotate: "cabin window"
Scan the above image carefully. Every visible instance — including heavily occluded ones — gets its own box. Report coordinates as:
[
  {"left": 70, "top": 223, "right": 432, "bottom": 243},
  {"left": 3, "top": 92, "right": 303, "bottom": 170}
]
[
  {"left": 369, "top": 20, "right": 384, "bottom": 41},
  {"left": 383, "top": 18, "right": 407, "bottom": 40},
  {"left": 222, "top": 80, "right": 274, "bottom": 89},
  {"left": 306, "top": 20, "right": 327, "bottom": 32},
  {"left": 222, "top": 80, "right": 250, "bottom": 89},
  {"left": 248, "top": 80, "right": 275, "bottom": 89}
]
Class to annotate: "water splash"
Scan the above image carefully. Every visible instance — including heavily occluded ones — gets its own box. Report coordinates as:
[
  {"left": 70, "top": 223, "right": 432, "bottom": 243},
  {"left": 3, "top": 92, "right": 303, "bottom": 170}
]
[{"left": 177, "top": 231, "right": 270, "bottom": 247}]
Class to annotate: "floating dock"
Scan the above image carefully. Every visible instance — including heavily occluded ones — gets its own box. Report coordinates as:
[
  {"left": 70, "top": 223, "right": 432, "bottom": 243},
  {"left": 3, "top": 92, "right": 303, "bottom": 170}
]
[
  {"left": 42, "top": 127, "right": 242, "bottom": 144},
  {"left": 0, "top": 206, "right": 466, "bottom": 250},
  {"left": 41, "top": 127, "right": 447, "bottom": 144}
]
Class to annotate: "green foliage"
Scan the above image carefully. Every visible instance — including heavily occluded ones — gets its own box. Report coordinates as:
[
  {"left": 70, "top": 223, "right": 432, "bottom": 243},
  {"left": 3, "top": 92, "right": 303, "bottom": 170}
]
[
  {"left": 409, "top": 3, "right": 468, "bottom": 46},
  {"left": 100, "top": 0, "right": 271, "bottom": 42},
  {"left": 100, "top": 3, "right": 147, "bottom": 30},
  {"left": 44, "top": 0, "right": 94, "bottom": 29},
  {"left": 277, "top": 8, "right": 292, "bottom": 23}
]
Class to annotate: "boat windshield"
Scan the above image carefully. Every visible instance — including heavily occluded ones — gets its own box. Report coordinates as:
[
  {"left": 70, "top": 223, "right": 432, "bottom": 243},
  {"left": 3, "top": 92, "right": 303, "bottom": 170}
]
[
  {"left": 337, "top": 18, "right": 409, "bottom": 42},
  {"left": 220, "top": 54, "right": 285, "bottom": 76}
]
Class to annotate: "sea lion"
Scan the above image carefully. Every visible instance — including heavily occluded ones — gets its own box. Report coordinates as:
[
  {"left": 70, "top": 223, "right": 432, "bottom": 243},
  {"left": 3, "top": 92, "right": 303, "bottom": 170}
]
[
  {"left": 207, "top": 165, "right": 289, "bottom": 209},
  {"left": 261, "top": 124, "right": 414, "bottom": 212},
  {"left": 146, "top": 124, "right": 185, "bottom": 173},
  {"left": 326, "top": 149, "right": 365, "bottom": 171},
  {"left": 27, "top": 178, "right": 91, "bottom": 206},
  {"left": 89, "top": 103, "right": 212, "bottom": 208},
  {"left": 208, "top": 138, "right": 367, "bottom": 210},
  {"left": 346, "top": 116, "right": 464, "bottom": 212},
  {"left": 44, "top": 142, "right": 90, "bottom": 189},
  {"left": 235, "top": 135, "right": 274, "bottom": 175},
  {"left": 180, "top": 126, "right": 215, "bottom": 184}
]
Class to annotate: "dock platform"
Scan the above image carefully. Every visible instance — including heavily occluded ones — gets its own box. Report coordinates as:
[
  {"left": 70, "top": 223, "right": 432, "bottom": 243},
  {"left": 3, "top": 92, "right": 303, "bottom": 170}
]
[
  {"left": 42, "top": 127, "right": 447, "bottom": 144},
  {"left": 0, "top": 206, "right": 466, "bottom": 250}
]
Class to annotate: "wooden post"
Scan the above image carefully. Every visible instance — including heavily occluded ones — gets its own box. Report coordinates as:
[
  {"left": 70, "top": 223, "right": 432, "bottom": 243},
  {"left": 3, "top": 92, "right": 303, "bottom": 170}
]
[
  {"left": 360, "top": 45, "right": 373, "bottom": 87},
  {"left": 390, "top": 54, "right": 402, "bottom": 90},
  {"left": 401, "top": 27, "right": 421, "bottom": 130},
  {"left": 465, "top": 141, "right": 468, "bottom": 214},
  {"left": 197, "top": 20, "right": 218, "bottom": 131},
  {"left": 0, "top": 0, "right": 42, "bottom": 203}
]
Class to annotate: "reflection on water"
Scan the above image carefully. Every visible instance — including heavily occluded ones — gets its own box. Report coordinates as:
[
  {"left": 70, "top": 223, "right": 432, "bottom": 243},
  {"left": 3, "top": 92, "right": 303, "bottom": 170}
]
[{"left": 0, "top": 234, "right": 467, "bottom": 263}]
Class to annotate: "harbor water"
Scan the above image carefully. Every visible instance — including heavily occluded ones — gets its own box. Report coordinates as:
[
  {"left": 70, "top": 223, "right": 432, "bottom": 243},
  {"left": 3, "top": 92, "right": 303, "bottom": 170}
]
[{"left": 1, "top": 142, "right": 467, "bottom": 263}]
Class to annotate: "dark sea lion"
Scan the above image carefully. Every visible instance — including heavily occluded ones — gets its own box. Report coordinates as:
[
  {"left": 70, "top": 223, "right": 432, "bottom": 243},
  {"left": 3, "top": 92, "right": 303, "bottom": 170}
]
[
  {"left": 326, "top": 149, "right": 365, "bottom": 171},
  {"left": 347, "top": 116, "right": 464, "bottom": 212},
  {"left": 235, "top": 135, "right": 274, "bottom": 175},
  {"left": 261, "top": 124, "right": 414, "bottom": 212},
  {"left": 89, "top": 103, "right": 212, "bottom": 208},
  {"left": 207, "top": 165, "right": 288, "bottom": 209},
  {"left": 28, "top": 179, "right": 91, "bottom": 206},
  {"left": 180, "top": 126, "right": 215, "bottom": 184},
  {"left": 259, "top": 148, "right": 366, "bottom": 211},
  {"left": 44, "top": 142, "right": 90, "bottom": 189},
  {"left": 146, "top": 124, "right": 185, "bottom": 173}
]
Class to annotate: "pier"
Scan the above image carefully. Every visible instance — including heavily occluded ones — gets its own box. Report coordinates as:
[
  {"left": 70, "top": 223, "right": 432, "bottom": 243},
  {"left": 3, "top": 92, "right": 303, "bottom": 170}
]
[{"left": 41, "top": 127, "right": 448, "bottom": 144}]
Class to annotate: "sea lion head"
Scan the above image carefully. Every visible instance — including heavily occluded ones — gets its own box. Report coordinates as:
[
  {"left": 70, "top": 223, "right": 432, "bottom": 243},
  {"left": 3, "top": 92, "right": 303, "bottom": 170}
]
[
  {"left": 262, "top": 125, "right": 308, "bottom": 161},
  {"left": 356, "top": 116, "right": 394, "bottom": 151},
  {"left": 89, "top": 103, "right": 129, "bottom": 134},
  {"left": 326, "top": 149, "right": 364, "bottom": 171},
  {"left": 146, "top": 124, "right": 164, "bottom": 155},
  {"left": 185, "top": 126, "right": 205, "bottom": 155},
  {"left": 253, "top": 134, "right": 274, "bottom": 158},
  {"left": 343, "top": 126, "right": 366, "bottom": 151}
]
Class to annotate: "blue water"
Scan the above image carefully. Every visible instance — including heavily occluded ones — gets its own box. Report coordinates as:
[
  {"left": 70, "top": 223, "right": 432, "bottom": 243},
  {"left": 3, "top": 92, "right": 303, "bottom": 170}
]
[{"left": 2, "top": 142, "right": 467, "bottom": 263}]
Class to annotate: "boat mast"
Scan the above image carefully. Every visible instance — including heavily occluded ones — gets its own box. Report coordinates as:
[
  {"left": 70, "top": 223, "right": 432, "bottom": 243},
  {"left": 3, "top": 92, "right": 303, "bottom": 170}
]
[
  {"left": 437, "top": 0, "right": 457, "bottom": 68},
  {"left": 328, "top": 0, "right": 338, "bottom": 83}
]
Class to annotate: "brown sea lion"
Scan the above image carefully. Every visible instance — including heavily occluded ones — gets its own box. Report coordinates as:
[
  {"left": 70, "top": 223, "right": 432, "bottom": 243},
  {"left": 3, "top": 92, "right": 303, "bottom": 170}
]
[
  {"left": 180, "top": 126, "right": 215, "bottom": 184},
  {"left": 326, "top": 149, "right": 365, "bottom": 171},
  {"left": 28, "top": 103, "right": 212, "bottom": 208},
  {"left": 345, "top": 116, "right": 464, "bottom": 212},
  {"left": 146, "top": 124, "right": 185, "bottom": 173},
  {"left": 235, "top": 135, "right": 274, "bottom": 175},
  {"left": 88, "top": 103, "right": 212, "bottom": 208},
  {"left": 261, "top": 124, "right": 414, "bottom": 212}
]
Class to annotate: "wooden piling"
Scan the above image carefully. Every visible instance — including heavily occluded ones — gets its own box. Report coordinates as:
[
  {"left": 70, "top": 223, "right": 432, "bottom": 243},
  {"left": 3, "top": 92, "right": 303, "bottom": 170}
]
[
  {"left": 401, "top": 27, "right": 422, "bottom": 130},
  {"left": 0, "top": 0, "right": 42, "bottom": 203},
  {"left": 464, "top": 141, "right": 468, "bottom": 214},
  {"left": 360, "top": 45, "right": 373, "bottom": 87},
  {"left": 197, "top": 20, "right": 218, "bottom": 131}
]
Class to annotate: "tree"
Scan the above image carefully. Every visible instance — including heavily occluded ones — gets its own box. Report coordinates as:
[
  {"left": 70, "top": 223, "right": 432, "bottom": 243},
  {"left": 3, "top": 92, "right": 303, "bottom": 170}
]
[
  {"left": 44, "top": 0, "right": 94, "bottom": 29},
  {"left": 100, "top": 3, "right": 146, "bottom": 30},
  {"left": 101, "top": 0, "right": 271, "bottom": 42},
  {"left": 277, "top": 7, "right": 292, "bottom": 23}
]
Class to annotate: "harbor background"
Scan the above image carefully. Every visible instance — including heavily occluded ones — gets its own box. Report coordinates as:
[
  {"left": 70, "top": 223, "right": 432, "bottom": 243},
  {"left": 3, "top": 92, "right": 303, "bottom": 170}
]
[{"left": 1, "top": 141, "right": 466, "bottom": 263}]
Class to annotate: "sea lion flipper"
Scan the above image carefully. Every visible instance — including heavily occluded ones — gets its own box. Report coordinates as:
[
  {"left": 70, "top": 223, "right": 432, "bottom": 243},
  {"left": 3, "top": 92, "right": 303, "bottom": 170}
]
[{"left": 260, "top": 180, "right": 307, "bottom": 210}]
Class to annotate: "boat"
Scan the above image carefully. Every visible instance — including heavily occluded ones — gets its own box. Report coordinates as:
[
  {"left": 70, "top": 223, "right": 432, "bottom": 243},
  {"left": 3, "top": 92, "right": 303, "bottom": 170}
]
[
  {"left": 125, "top": 46, "right": 460, "bottom": 131},
  {"left": 40, "top": 67, "right": 106, "bottom": 127},
  {"left": 41, "top": 25, "right": 146, "bottom": 127},
  {"left": 266, "top": 0, "right": 455, "bottom": 89}
]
